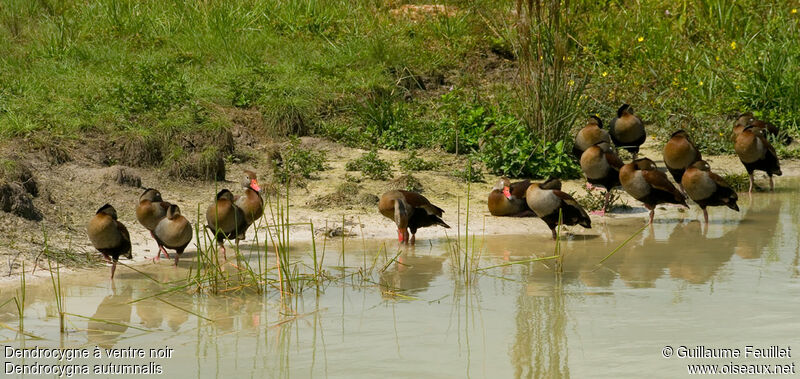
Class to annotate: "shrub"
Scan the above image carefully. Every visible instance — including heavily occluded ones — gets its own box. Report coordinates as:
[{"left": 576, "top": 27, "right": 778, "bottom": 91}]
[
  {"left": 346, "top": 150, "right": 392, "bottom": 180},
  {"left": 452, "top": 161, "right": 485, "bottom": 183},
  {"left": 480, "top": 121, "right": 580, "bottom": 179},
  {"left": 272, "top": 137, "right": 327, "bottom": 184},
  {"left": 398, "top": 153, "right": 439, "bottom": 172}
]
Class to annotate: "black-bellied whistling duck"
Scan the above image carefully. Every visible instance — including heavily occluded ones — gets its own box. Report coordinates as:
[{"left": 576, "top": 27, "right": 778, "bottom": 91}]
[
  {"left": 580, "top": 142, "right": 623, "bottom": 215},
  {"left": 378, "top": 190, "right": 450, "bottom": 244},
  {"left": 734, "top": 125, "right": 782, "bottom": 193},
  {"left": 619, "top": 158, "right": 688, "bottom": 224},
  {"left": 525, "top": 178, "right": 591, "bottom": 239},
  {"left": 681, "top": 160, "right": 739, "bottom": 224},
  {"left": 235, "top": 170, "right": 264, "bottom": 225},
  {"left": 154, "top": 204, "right": 193, "bottom": 266},
  {"left": 609, "top": 104, "right": 646, "bottom": 159},
  {"left": 572, "top": 116, "right": 611, "bottom": 160},
  {"left": 88, "top": 204, "right": 132, "bottom": 279},
  {"left": 136, "top": 188, "right": 170, "bottom": 261},
  {"left": 487, "top": 177, "right": 535, "bottom": 217},
  {"left": 734, "top": 112, "right": 792, "bottom": 145},
  {"left": 663, "top": 130, "right": 702, "bottom": 186},
  {"left": 206, "top": 189, "right": 247, "bottom": 259}
]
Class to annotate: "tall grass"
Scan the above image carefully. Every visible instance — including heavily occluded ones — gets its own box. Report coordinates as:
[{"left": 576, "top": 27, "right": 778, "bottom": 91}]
[{"left": 514, "top": 0, "right": 586, "bottom": 144}]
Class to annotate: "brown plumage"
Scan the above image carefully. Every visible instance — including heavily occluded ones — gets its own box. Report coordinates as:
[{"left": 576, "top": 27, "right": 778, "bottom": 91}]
[
  {"left": 525, "top": 179, "right": 591, "bottom": 239},
  {"left": 205, "top": 189, "right": 248, "bottom": 259},
  {"left": 378, "top": 190, "right": 450, "bottom": 244},
  {"left": 135, "top": 188, "right": 171, "bottom": 261},
  {"left": 734, "top": 112, "right": 792, "bottom": 145},
  {"left": 88, "top": 204, "right": 132, "bottom": 279},
  {"left": 487, "top": 177, "right": 535, "bottom": 217},
  {"left": 681, "top": 160, "right": 739, "bottom": 224},
  {"left": 619, "top": 158, "right": 688, "bottom": 224},
  {"left": 572, "top": 116, "right": 611, "bottom": 160},
  {"left": 154, "top": 204, "right": 193, "bottom": 266},
  {"left": 734, "top": 125, "right": 782, "bottom": 193},
  {"left": 609, "top": 104, "right": 646, "bottom": 159},
  {"left": 234, "top": 170, "right": 264, "bottom": 225},
  {"left": 663, "top": 130, "right": 702, "bottom": 185},
  {"left": 580, "top": 142, "right": 623, "bottom": 214}
]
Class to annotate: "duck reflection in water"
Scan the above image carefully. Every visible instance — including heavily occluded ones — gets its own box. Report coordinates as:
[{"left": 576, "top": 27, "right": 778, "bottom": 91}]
[
  {"left": 379, "top": 249, "right": 446, "bottom": 297},
  {"left": 87, "top": 286, "right": 133, "bottom": 349}
]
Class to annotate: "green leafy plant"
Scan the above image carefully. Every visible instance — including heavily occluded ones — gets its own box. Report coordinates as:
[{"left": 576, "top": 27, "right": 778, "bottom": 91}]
[
  {"left": 112, "top": 61, "right": 190, "bottom": 114},
  {"left": 480, "top": 121, "right": 580, "bottom": 179},
  {"left": 398, "top": 153, "right": 439, "bottom": 172},
  {"left": 345, "top": 149, "right": 392, "bottom": 180},
  {"left": 272, "top": 137, "right": 327, "bottom": 184},
  {"left": 452, "top": 161, "right": 485, "bottom": 183}
]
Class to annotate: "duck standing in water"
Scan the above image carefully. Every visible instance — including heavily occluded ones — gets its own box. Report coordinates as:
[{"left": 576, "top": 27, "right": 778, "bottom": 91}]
[
  {"left": 620, "top": 158, "right": 688, "bottom": 224},
  {"left": 525, "top": 178, "right": 591, "bottom": 239},
  {"left": 135, "top": 188, "right": 171, "bottom": 261},
  {"left": 609, "top": 104, "right": 646, "bottom": 160},
  {"left": 734, "top": 125, "right": 782, "bottom": 193},
  {"left": 88, "top": 204, "right": 132, "bottom": 279},
  {"left": 681, "top": 160, "right": 739, "bottom": 225},
  {"left": 734, "top": 112, "right": 792, "bottom": 145},
  {"left": 487, "top": 177, "right": 535, "bottom": 217},
  {"left": 580, "top": 142, "right": 623, "bottom": 215},
  {"left": 205, "top": 189, "right": 247, "bottom": 259},
  {"left": 572, "top": 116, "right": 611, "bottom": 160},
  {"left": 378, "top": 190, "right": 450, "bottom": 244},
  {"left": 663, "top": 130, "right": 702, "bottom": 188},
  {"left": 154, "top": 204, "right": 193, "bottom": 266}
]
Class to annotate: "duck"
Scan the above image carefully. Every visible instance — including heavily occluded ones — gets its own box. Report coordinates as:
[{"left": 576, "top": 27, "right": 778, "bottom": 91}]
[
  {"left": 609, "top": 104, "right": 646, "bottom": 159},
  {"left": 135, "top": 188, "right": 171, "bottom": 261},
  {"left": 619, "top": 158, "right": 688, "bottom": 224},
  {"left": 487, "top": 177, "right": 535, "bottom": 217},
  {"left": 205, "top": 189, "right": 247, "bottom": 259},
  {"left": 378, "top": 190, "right": 450, "bottom": 244},
  {"left": 235, "top": 170, "right": 264, "bottom": 225},
  {"left": 154, "top": 204, "right": 193, "bottom": 266},
  {"left": 525, "top": 178, "right": 591, "bottom": 239},
  {"left": 734, "top": 112, "right": 792, "bottom": 145},
  {"left": 681, "top": 160, "right": 739, "bottom": 224},
  {"left": 734, "top": 125, "right": 782, "bottom": 193},
  {"left": 579, "top": 142, "right": 623, "bottom": 215},
  {"left": 572, "top": 116, "right": 611, "bottom": 160},
  {"left": 663, "top": 130, "right": 702, "bottom": 185},
  {"left": 88, "top": 204, "right": 132, "bottom": 279}
]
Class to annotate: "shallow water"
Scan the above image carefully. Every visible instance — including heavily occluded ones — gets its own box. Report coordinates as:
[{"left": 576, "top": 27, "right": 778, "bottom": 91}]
[{"left": 2, "top": 183, "right": 800, "bottom": 378}]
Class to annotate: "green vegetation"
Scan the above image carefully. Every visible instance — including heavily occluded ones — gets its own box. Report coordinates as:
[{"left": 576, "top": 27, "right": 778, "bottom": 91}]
[
  {"left": 346, "top": 150, "right": 392, "bottom": 180},
  {"left": 0, "top": 0, "right": 797, "bottom": 178},
  {"left": 399, "top": 153, "right": 439, "bottom": 173},
  {"left": 452, "top": 161, "right": 485, "bottom": 183},
  {"left": 272, "top": 137, "right": 327, "bottom": 184}
]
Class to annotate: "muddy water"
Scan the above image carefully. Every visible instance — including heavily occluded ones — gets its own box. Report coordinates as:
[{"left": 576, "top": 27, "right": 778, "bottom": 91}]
[{"left": 2, "top": 184, "right": 800, "bottom": 378}]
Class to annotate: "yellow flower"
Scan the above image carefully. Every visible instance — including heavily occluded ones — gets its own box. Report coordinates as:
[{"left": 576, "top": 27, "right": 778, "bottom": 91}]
[
  {"left": 792, "top": 8, "right": 797, "bottom": 14},
  {"left": 682, "top": 87, "right": 688, "bottom": 91},
  {"left": 698, "top": 81, "right": 703, "bottom": 85},
  {"left": 719, "top": 132, "right": 724, "bottom": 136},
  {"left": 637, "top": 36, "right": 644, "bottom": 42},
  {"left": 568, "top": 80, "right": 575, "bottom": 86},
  {"left": 602, "top": 71, "right": 608, "bottom": 77},
  {"left": 715, "top": 56, "right": 719, "bottom": 61},
  {"left": 730, "top": 41, "right": 737, "bottom": 49}
]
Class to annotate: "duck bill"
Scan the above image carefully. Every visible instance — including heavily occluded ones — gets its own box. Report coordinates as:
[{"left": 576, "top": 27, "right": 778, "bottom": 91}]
[
  {"left": 250, "top": 179, "right": 261, "bottom": 193},
  {"left": 502, "top": 187, "right": 511, "bottom": 199}
]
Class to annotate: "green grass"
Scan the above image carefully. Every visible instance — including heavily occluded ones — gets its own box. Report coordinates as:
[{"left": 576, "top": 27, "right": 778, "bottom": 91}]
[{"left": 1, "top": 0, "right": 798, "bottom": 177}]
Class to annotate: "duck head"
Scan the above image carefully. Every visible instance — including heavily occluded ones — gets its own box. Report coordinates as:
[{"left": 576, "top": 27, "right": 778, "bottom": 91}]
[
  {"left": 139, "top": 188, "right": 163, "bottom": 203},
  {"left": 242, "top": 170, "right": 261, "bottom": 193},
  {"left": 492, "top": 177, "right": 513, "bottom": 198},
  {"left": 689, "top": 160, "right": 711, "bottom": 172},
  {"left": 216, "top": 189, "right": 235, "bottom": 202},
  {"left": 96, "top": 204, "right": 118, "bottom": 220},
  {"left": 588, "top": 115, "right": 603, "bottom": 128},
  {"left": 166, "top": 204, "right": 182, "bottom": 220},
  {"left": 617, "top": 103, "right": 632, "bottom": 117}
]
